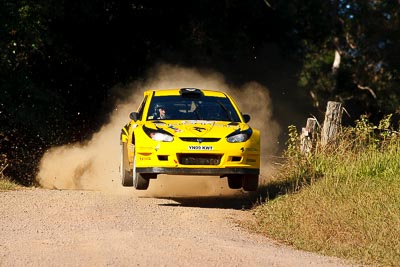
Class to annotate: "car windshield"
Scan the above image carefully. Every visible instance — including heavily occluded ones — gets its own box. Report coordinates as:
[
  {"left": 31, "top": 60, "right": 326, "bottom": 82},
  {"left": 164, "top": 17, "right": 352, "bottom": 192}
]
[{"left": 147, "top": 95, "right": 241, "bottom": 122}]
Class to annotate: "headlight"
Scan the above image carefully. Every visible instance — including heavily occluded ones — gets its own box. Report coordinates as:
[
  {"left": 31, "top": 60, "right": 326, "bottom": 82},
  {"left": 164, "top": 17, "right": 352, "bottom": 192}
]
[
  {"left": 226, "top": 128, "right": 252, "bottom": 143},
  {"left": 150, "top": 132, "right": 173, "bottom": 142},
  {"left": 143, "top": 125, "right": 174, "bottom": 142}
]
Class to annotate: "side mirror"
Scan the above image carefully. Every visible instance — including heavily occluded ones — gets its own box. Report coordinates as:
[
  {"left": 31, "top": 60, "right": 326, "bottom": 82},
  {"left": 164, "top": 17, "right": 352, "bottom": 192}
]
[
  {"left": 130, "top": 112, "right": 139, "bottom": 121},
  {"left": 242, "top": 114, "right": 251, "bottom": 123}
]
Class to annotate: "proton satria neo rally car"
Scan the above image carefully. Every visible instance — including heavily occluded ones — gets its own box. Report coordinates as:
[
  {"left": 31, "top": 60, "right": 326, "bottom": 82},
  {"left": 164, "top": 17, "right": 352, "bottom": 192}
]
[{"left": 120, "top": 88, "right": 260, "bottom": 191}]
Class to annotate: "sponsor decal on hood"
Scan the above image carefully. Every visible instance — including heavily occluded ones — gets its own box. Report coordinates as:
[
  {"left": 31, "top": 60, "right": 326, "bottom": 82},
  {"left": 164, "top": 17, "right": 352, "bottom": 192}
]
[{"left": 149, "top": 120, "right": 247, "bottom": 137}]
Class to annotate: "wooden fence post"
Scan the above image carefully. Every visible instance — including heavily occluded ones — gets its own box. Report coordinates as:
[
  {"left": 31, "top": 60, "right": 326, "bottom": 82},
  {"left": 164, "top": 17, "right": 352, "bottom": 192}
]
[
  {"left": 300, "top": 118, "right": 318, "bottom": 154},
  {"left": 321, "top": 101, "right": 343, "bottom": 146}
]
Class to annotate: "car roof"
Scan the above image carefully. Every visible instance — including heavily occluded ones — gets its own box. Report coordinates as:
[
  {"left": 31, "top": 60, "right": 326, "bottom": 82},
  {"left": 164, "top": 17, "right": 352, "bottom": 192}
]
[{"left": 146, "top": 88, "right": 228, "bottom": 97}]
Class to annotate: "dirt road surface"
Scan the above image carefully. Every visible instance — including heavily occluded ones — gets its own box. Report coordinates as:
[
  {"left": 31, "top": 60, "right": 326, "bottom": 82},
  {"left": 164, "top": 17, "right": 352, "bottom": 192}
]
[{"left": 0, "top": 188, "right": 357, "bottom": 267}]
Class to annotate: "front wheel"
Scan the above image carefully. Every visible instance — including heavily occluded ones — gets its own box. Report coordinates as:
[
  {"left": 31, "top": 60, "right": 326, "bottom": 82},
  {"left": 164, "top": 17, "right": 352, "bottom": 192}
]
[
  {"left": 242, "top": 174, "right": 259, "bottom": 191},
  {"left": 120, "top": 143, "right": 133, "bottom": 187},
  {"left": 227, "top": 175, "right": 242, "bottom": 189},
  {"left": 132, "top": 151, "right": 149, "bottom": 190}
]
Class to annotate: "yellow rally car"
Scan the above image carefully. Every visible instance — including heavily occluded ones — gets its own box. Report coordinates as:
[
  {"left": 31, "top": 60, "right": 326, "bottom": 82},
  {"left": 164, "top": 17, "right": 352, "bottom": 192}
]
[{"left": 120, "top": 88, "right": 260, "bottom": 191}]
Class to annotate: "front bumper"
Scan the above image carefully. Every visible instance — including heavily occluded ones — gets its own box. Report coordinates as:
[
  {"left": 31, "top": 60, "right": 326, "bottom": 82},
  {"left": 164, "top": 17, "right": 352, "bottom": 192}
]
[{"left": 130, "top": 126, "right": 261, "bottom": 177}]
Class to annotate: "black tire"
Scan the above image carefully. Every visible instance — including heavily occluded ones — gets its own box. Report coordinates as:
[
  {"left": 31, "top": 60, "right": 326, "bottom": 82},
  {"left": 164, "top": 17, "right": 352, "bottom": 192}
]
[
  {"left": 242, "top": 174, "right": 259, "bottom": 191},
  {"left": 132, "top": 152, "right": 149, "bottom": 190},
  {"left": 120, "top": 143, "right": 133, "bottom": 186},
  {"left": 133, "top": 173, "right": 150, "bottom": 190},
  {"left": 227, "top": 175, "right": 242, "bottom": 189}
]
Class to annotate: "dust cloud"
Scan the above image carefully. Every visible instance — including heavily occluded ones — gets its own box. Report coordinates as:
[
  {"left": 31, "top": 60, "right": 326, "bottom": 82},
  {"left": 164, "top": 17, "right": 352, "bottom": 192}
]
[{"left": 36, "top": 64, "right": 280, "bottom": 196}]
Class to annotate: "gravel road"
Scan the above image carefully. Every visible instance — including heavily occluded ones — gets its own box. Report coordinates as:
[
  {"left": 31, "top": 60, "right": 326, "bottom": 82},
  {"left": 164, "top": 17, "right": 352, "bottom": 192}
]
[{"left": 0, "top": 188, "right": 357, "bottom": 267}]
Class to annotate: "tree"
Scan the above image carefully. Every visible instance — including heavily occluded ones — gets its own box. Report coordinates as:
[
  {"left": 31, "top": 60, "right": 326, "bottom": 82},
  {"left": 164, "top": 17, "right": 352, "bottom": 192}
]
[
  {"left": 0, "top": 0, "right": 69, "bottom": 184},
  {"left": 271, "top": 0, "right": 400, "bottom": 119}
]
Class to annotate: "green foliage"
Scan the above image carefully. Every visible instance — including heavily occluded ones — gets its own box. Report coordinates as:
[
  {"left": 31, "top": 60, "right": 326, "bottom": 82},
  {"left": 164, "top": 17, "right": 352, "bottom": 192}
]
[
  {"left": 255, "top": 115, "right": 400, "bottom": 266},
  {"left": 0, "top": 1, "right": 47, "bottom": 73},
  {"left": 277, "top": 0, "right": 400, "bottom": 114}
]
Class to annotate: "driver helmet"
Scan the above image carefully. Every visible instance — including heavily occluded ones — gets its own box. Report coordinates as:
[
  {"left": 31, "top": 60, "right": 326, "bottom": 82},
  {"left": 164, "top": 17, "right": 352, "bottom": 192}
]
[
  {"left": 154, "top": 103, "right": 167, "bottom": 112},
  {"left": 154, "top": 103, "right": 167, "bottom": 118},
  {"left": 155, "top": 103, "right": 166, "bottom": 110}
]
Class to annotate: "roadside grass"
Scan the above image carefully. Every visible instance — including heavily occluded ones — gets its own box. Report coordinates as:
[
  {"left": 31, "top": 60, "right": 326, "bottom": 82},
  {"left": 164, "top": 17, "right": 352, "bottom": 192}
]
[
  {"left": 0, "top": 155, "right": 19, "bottom": 190},
  {"left": 0, "top": 177, "right": 19, "bottom": 190},
  {"left": 254, "top": 115, "right": 400, "bottom": 266}
]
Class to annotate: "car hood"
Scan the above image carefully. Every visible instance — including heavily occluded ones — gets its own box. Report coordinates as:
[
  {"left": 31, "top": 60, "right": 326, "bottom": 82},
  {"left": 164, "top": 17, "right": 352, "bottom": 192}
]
[{"left": 144, "top": 120, "right": 250, "bottom": 137}]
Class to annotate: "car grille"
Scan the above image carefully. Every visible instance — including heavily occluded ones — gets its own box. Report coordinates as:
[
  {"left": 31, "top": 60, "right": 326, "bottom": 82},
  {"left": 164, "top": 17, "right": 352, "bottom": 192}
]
[
  {"left": 178, "top": 154, "right": 222, "bottom": 165},
  {"left": 179, "top": 137, "right": 220, "bottom": 142}
]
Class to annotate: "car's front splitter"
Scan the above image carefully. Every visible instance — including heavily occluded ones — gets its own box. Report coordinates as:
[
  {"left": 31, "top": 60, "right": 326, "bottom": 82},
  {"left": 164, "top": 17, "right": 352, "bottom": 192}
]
[{"left": 136, "top": 167, "right": 259, "bottom": 176}]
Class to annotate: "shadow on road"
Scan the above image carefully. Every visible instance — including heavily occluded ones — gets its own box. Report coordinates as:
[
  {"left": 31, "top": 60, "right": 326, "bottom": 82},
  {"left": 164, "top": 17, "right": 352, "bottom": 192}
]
[
  {"left": 156, "top": 193, "right": 261, "bottom": 210},
  {"left": 142, "top": 174, "right": 298, "bottom": 210},
  {"left": 154, "top": 180, "right": 294, "bottom": 210}
]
